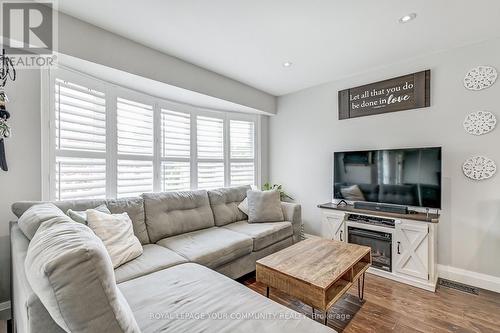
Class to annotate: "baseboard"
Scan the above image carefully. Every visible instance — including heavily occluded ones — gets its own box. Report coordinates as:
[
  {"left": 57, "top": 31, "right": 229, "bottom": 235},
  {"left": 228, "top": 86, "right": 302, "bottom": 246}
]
[{"left": 438, "top": 265, "right": 500, "bottom": 294}]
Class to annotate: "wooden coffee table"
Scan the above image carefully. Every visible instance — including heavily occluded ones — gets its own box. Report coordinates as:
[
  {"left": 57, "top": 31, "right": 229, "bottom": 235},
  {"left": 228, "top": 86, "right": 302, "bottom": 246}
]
[{"left": 256, "top": 238, "right": 371, "bottom": 325}]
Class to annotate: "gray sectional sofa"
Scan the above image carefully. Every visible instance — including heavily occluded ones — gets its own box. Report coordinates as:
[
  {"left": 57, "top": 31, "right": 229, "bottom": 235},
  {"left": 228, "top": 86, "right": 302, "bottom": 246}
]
[{"left": 10, "top": 185, "right": 334, "bottom": 333}]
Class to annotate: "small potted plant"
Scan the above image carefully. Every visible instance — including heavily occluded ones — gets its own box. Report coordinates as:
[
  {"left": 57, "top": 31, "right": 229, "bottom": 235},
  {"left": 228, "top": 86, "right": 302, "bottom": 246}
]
[{"left": 262, "top": 183, "right": 294, "bottom": 201}]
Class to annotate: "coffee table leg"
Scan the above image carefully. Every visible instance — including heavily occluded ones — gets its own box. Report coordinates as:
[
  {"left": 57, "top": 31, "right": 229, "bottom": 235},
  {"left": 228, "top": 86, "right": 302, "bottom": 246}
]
[
  {"left": 358, "top": 272, "right": 365, "bottom": 301},
  {"left": 266, "top": 286, "right": 269, "bottom": 298},
  {"left": 323, "top": 310, "right": 328, "bottom": 325}
]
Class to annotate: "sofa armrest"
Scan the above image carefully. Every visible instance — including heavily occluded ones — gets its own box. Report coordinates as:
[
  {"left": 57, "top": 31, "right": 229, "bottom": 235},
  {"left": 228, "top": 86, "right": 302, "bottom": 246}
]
[
  {"left": 11, "top": 222, "right": 65, "bottom": 333},
  {"left": 281, "top": 202, "right": 302, "bottom": 243}
]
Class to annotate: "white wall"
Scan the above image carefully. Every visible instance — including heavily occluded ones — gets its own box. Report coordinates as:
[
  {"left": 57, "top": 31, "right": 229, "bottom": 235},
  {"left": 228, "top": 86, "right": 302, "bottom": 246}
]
[
  {"left": 269, "top": 38, "right": 500, "bottom": 283},
  {"left": 0, "top": 69, "right": 41, "bottom": 308}
]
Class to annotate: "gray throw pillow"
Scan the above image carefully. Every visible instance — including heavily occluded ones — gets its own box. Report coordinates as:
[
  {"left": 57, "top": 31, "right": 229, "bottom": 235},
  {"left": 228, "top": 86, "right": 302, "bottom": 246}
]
[
  {"left": 17, "top": 203, "right": 66, "bottom": 240},
  {"left": 67, "top": 204, "right": 111, "bottom": 224},
  {"left": 247, "top": 190, "right": 284, "bottom": 223},
  {"left": 25, "top": 219, "right": 141, "bottom": 333}
]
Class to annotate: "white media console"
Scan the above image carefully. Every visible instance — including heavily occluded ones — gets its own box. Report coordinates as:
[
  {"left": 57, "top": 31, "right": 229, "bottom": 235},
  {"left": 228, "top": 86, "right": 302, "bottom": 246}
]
[{"left": 318, "top": 203, "right": 439, "bottom": 292}]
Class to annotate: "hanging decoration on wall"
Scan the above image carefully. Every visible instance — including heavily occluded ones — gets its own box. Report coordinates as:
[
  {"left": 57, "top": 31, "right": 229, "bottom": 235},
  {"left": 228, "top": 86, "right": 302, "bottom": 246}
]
[
  {"left": 338, "top": 70, "right": 431, "bottom": 120},
  {"left": 463, "top": 111, "right": 497, "bottom": 136},
  {"left": 0, "top": 49, "right": 17, "bottom": 171},
  {"left": 463, "top": 66, "right": 497, "bottom": 91},
  {"left": 463, "top": 156, "right": 497, "bottom": 181}
]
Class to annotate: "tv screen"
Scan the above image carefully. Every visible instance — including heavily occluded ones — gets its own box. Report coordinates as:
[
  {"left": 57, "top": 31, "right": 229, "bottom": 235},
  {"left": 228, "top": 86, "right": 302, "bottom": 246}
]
[{"left": 334, "top": 147, "right": 442, "bottom": 209}]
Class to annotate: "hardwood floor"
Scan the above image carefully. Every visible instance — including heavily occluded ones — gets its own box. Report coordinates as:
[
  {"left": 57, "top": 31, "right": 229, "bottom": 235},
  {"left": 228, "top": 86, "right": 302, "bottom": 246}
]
[{"left": 239, "top": 272, "right": 500, "bottom": 332}]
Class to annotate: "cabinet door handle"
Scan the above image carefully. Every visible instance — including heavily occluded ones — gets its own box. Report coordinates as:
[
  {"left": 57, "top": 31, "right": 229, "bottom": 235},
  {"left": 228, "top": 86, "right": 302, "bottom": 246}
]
[
  {"left": 397, "top": 241, "right": 401, "bottom": 254},
  {"left": 340, "top": 230, "right": 343, "bottom": 242}
]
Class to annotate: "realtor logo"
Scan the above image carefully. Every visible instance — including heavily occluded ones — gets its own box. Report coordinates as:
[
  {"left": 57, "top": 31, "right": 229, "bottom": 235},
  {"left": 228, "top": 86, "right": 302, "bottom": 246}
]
[
  {"left": 2, "top": 1, "right": 53, "bottom": 54},
  {"left": 1, "top": 0, "right": 57, "bottom": 67}
]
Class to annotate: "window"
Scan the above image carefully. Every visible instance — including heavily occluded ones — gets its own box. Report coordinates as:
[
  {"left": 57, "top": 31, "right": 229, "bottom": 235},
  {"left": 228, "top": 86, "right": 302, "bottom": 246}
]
[{"left": 45, "top": 68, "right": 259, "bottom": 200}]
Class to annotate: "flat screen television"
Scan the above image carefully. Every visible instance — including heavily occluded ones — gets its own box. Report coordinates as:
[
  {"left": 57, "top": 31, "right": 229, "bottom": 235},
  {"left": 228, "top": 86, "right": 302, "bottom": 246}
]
[{"left": 333, "top": 147, "right": 442, "bottom": 209}]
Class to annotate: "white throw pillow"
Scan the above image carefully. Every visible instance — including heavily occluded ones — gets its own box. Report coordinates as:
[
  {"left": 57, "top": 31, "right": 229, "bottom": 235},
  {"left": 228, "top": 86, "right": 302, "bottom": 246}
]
[
  {"left": 340, "top": 184, "right": 366, "bottom": 201},
  {"left": 86, "top": 210, "right": 143, "bottom": 268},
  {"left": 67, "top": 204, "right": 111, "bottom": 224},
  {"left": 238, "top": 197, "right": 249, "bottom": 215}
]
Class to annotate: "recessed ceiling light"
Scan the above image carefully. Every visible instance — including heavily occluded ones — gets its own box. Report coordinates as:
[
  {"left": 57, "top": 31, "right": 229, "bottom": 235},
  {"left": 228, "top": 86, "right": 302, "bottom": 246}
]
[
  {"left": 282, "top": 61, "right": 293, "bottom": 68},
  {"left": 399, "top": 13, "right": 417, "bottom": 24}
]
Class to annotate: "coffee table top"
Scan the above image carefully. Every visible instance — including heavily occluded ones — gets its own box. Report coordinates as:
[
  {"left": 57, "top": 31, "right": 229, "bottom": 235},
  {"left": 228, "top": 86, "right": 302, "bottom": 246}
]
[{"left": 256, "top": 238, "right": 371, "bottom": 290}]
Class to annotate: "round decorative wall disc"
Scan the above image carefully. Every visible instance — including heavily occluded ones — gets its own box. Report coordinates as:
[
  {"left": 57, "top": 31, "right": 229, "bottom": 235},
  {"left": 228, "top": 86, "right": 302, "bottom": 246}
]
[
  {"left": 463, "top": 156, "right": 497, "bottom": 180},
  {"left": 464, "top": 66, "right": 497, "bottom": 91},
  {"left": 463, "top": 111, "right": 497, "bottom": 136}
]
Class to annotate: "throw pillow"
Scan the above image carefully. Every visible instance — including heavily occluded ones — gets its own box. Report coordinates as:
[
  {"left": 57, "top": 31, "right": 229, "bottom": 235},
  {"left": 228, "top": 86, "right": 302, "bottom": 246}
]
[
  {"left": 86, "top": 210, "right": 143, "bottom": 268},
  {"left": 67, "top": 204, "right": 111, "bottom": 224},
  {"left": 247, "top": 190, "right": 284, "bottom": 223},
  {"left": 237, "top": 197, "right": 249, "bottom": 215},
  {"left": 340, "top": 184, "right": 366, "bottom": 201},
  {"left": 25, "top": 219, "right": 141, "bottom": 333},
  {"left": 18, "top": 203, "right": 67, "bottom": 240}
]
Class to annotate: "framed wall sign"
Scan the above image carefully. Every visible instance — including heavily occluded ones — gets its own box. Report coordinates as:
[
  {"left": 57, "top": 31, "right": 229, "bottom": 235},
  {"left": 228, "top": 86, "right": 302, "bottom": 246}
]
[{"left": 338, "top": 70, "right": 431, "bottom": 120}]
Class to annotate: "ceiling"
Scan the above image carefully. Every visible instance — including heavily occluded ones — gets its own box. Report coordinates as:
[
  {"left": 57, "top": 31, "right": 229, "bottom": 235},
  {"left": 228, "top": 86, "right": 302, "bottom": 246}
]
[{"left": 58, "top": 0, "right": 500, "bottom": 96}]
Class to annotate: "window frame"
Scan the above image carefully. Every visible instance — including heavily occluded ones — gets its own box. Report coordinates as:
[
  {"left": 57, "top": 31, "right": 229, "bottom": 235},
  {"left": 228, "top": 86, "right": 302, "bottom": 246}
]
[{"left": 41, "top": 67, "right": 260, "bottom": 200}]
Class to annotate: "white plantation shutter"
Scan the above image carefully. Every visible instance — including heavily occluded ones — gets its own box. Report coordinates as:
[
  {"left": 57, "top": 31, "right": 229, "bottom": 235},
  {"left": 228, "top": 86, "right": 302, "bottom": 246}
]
[
  {"left": 198, "top": 162, "right": 225, "bottom": 189},
  {"left": 229, "top": 119, "right": 256, "bottom": 186},
  {"left": 117, "top": 159, "right": 153, "bottom": 197},
  {"left": 55, "top": 157, "right": 106, "bottom": 200},
  {"left": 54, "top": 78, "right": 107, "bottom": 200},
  {"left": 117, "top": 98, "right": 154, "bottom": 156},
  {"left": 197, "top": 115, "right": 224, "bottom": 189},
  {"left": 161, "top": 161, "right": 190, "bottom": 191},
  {"left": 161, "top": 109, "right": 191, "bottom": 191},
  {"left": 230, "top": 120, "right": 254, "bottom": 159},
  {"left": 197, "top": 116, "right": 224, "bottom": 159},
  {"left": 161, "top": 110, "right": 190, "bottom": 158},
  {"left": 230, "top": 162, "right": 255, "bottom": 186},
  {"left": 116, "top": 97, "right": 154, "bottom": 197}
]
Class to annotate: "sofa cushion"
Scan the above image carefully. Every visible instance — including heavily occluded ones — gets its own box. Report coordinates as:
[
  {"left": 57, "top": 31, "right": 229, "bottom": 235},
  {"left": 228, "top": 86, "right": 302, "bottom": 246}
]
[
  {"left": 115, "top": 244, "right": 188, "bottom": 284},
  {"left": 208, "top": 185, "right": 250, "bottom": 226},
  {"left": 25, "top": 220, "right": 140, "bottom": 333},
  {"left": 106, "top": 197, "right": 150, "bottom": 245},
  {"left": 143, "top": 190, "right": 215, "bottom": 243},
  {"left": 222, "top": 220, "right": 293, "bottom": 251},
  {"left": 119, "top": 263, "right": 334, "bottom": 333},
  {"left": 157, "top": 227, "right": 253, "bottom": 268},
  {"left": 12, "top": 197, "right": 150, "bottom": 244},
  {"left": 17, "top": 203, "right": 67, "bottom": 240}
]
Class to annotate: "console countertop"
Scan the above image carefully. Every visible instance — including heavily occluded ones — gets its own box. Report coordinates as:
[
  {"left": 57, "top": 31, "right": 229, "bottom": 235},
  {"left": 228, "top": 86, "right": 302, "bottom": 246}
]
[{"left": 318, "top": 202, "right": 440, "bottom": 223}]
